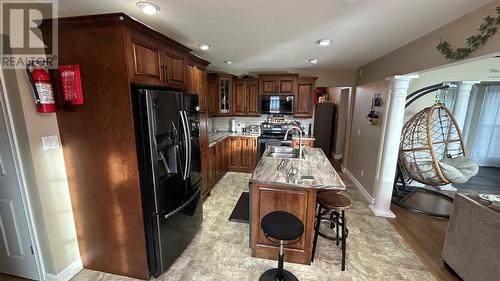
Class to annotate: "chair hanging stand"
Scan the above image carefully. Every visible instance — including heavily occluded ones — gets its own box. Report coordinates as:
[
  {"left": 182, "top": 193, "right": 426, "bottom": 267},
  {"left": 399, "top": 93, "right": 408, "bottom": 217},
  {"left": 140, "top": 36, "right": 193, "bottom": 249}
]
[{"left": 392, "top": 83, "right": 479, "bottom": 218}]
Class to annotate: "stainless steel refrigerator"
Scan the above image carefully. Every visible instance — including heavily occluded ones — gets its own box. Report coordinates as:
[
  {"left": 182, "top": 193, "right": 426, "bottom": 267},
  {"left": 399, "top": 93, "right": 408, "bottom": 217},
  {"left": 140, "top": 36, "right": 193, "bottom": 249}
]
[{"left": 132, "top": 88, "right": 202, "bottom": 277}]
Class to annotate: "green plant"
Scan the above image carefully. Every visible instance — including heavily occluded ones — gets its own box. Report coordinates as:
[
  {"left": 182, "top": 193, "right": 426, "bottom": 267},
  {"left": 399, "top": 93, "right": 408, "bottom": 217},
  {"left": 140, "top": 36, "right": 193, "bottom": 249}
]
[{"left": 436, "top": 6, "right": 500, "bottom": 61}]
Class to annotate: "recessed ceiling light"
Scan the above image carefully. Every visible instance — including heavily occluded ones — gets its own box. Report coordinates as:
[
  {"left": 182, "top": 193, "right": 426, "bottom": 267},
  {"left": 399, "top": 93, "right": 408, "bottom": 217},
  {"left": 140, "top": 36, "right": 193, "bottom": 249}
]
[
  {"left": 317, "top": 39, "right": 331, "bottom": 46},
  {"left": 136, "top": 1, "right": 159, "bottom": 15},
  {"left": 199, "top": 43, "right": 210, "bottom": 50},
  {"left": 308, "top": 58, "right": 319, "bottom": 64},
  {"left": 224, "top": 60, "right": 233, "bottom": 64}
]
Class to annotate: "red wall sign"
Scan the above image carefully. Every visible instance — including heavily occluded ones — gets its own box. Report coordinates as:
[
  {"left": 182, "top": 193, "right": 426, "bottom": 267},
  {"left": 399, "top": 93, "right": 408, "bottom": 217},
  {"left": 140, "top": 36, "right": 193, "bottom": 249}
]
[{"left": 58, "top": 64, "right": 84, "bottom": 105}]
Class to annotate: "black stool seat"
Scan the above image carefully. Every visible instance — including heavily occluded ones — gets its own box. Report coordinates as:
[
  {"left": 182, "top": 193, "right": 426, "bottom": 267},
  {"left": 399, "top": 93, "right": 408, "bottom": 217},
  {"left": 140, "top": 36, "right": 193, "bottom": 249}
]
[{"left": 261, "top": 211, "right": 304, "bottom": 241}]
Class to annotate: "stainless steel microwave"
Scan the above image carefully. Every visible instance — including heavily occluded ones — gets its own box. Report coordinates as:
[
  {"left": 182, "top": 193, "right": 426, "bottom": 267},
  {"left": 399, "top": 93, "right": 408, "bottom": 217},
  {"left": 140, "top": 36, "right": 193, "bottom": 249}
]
[{"left": 259, "top": 95, "right": 294, "bottom": 115}]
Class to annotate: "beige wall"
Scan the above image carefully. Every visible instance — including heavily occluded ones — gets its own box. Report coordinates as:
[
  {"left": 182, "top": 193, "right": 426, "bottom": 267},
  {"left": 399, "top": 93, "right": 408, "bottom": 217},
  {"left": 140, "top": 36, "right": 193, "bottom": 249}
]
[
  {"left": 345, "top": 80, "right": 388, "bottom": 195},
  {"left": 358, "top": 0, "right": 500, "bottom": 84},
  {"left": 1, "top": 68, "right": 80, "bottom": 275}
]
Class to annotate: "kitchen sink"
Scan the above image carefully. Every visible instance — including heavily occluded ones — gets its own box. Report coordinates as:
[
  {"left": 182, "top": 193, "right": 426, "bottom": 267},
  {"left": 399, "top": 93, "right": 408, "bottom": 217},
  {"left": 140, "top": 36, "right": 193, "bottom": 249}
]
[{"left": 267, "top": 146, "right": 301, "bottom": 158}]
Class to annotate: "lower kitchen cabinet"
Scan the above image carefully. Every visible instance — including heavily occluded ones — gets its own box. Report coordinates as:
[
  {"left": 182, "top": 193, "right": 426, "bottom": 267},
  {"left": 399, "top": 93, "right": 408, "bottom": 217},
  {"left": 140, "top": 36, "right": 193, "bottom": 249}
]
[
  {"left": 292, "top": 139, "right": 315, "bottom": 148},
  {"left": 202, "top": 136, "right": 257, "bottom": 200},
  {"left": 228, "top": 137, "right": 257, "bottom": 172}
]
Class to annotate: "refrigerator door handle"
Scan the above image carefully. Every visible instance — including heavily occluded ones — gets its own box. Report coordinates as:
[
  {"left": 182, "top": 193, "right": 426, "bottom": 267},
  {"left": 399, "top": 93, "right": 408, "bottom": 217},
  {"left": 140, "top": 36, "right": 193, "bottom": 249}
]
[
  {"left": 180, "top": 111, "right": 189, "bottom": 180},
  {"left": 183, "top": 111, "right": 192, "bottom": 178},
  {"left": 164, "top": 187, "right": 201, "bottom": 219}
]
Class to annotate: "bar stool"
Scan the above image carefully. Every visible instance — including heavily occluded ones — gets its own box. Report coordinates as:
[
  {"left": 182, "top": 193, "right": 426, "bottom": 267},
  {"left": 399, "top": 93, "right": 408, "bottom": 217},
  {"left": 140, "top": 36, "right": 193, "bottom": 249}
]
[
  {"left": 259, "top": 211, "right": 304, "bottom": 281},
  {"left": 311, "top": 192, "right": 352, "bottom": 271}
]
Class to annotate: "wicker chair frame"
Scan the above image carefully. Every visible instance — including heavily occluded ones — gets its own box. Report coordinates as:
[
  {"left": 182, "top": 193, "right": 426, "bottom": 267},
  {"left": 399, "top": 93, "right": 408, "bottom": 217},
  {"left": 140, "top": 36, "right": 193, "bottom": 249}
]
[{"left": 399, "top": 104, "right": 466, "bottom": 186}]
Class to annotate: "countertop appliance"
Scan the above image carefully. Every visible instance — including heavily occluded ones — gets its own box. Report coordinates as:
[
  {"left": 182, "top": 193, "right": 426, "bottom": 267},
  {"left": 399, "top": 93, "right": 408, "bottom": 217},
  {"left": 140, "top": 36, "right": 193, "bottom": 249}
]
[
  {"left": 132, "top": 89, "right": 202, "bottom": 277},
  {"left": 259, "top": 95, "right": 294, "bottom": 115},
  {"left": 257, "top": 121, "right": 297, "bottom": 160}
]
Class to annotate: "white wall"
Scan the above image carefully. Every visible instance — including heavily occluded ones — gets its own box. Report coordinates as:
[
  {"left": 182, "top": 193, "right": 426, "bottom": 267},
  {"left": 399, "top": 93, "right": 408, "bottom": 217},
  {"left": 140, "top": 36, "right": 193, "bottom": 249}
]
[{"left": 1, "top": 68, "right": 80, "bottom": 276}]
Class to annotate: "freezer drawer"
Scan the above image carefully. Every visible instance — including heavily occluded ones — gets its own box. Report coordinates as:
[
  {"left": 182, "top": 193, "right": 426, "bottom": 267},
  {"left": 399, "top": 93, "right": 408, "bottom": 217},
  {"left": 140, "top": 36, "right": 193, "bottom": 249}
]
[{"left": 151, "top": 187, "right": 203, "bottom": 276}]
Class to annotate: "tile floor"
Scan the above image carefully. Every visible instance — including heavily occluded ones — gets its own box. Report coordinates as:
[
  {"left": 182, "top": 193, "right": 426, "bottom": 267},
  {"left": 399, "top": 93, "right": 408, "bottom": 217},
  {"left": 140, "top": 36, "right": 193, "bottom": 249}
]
[
  {"left": 71, "top": 172, "right": 435, "bottom": 281},
  {"left": 1, "top": 172, "right": 436, "bottom": 281}
]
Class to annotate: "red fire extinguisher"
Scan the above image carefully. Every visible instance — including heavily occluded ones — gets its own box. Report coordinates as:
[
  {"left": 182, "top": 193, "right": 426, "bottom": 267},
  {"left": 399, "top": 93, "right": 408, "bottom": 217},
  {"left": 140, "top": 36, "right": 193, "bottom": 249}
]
[{"left": 27, "top": 65, "right": 56, "bottom": 113}]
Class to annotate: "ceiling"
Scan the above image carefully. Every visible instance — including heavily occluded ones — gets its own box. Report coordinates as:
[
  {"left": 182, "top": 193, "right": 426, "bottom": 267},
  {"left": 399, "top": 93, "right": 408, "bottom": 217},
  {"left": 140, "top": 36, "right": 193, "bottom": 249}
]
[{"left": 56, "top": 0, "right": 493, "bottom": 73}]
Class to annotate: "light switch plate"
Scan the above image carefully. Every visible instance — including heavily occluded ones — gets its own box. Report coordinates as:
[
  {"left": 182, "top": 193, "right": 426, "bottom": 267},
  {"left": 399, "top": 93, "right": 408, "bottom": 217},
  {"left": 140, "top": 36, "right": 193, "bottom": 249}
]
[{"left": 42, "top": 135, "right": 60, "bottom": 151}]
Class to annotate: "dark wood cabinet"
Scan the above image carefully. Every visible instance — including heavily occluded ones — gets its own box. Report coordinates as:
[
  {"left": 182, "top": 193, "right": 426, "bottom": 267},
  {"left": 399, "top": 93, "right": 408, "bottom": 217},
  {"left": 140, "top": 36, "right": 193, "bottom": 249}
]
[
  {"left": 201, "top": 148, "right": 210, "bottom": 198},
  {"left": 232, "top": 78, "right": 260, "bottom": 116},
  {"left": 247, "top": 79, "right": 260, "bottom": 116},
  {"left": 163, "top": 48, "right": 186, "bottom": 88},
  {"left": 294, "top": 77, "right": 317, "bottom": 118},
  {"left": 292, "top": 139, "right": 314, "bottom": 148},
  {"left": 186, "top": 54, "right": 209, "bottom": 111},
  {"left": 258, "top": 74, "right": 298, "bottom": 95},
  {"left": 127, "top": 31, "right": 164, "bottom": 86},
  {"left": 199, "top": 112, "right": 209, "bottom": 150},
  {"left": 228, "top": 137, "right": 257, "bottom": 172},
  {"left": 251, "top": 184, "right": 317, "bottom": 264},
  {"left": 207, "top": 78, "right": 217, "bottom": 116}
]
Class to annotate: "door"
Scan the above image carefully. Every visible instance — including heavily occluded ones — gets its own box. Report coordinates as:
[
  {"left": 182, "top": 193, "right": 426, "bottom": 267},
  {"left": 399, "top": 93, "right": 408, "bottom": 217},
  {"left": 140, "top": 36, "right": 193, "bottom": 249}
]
[
  {"left": 0, "top": 90, "right": 38, "bottom": 279},
  {"left": 233, "top": 79, "right": 246, "bottom": 116},
  {"left": 277, "top": 77, "right": 295, "bottom": 94},
  {"left": 207, "top": 78, "right": 217, "bottom": 116},
  {"left": 247, "top": 79, "right": 260, "bottom": 116},
  {"left": 228, "top": 137, "right": 240, "bottom": 169},
  {"left": 295, "top": 78, "right": 315, "bottom": 117},
  {"left": 164, "top": 48, "right": 186, "bottom": 88},
  {"left": 260, "top": 78, "right": 277, "bottom": 95},
  {"left": 127, "top": 32, "right": 164, "bottom": 86}
]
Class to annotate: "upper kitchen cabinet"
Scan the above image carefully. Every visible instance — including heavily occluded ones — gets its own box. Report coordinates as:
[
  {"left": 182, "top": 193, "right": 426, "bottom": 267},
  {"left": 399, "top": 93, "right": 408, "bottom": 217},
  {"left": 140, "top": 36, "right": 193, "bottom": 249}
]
[
  {"left": 163, "top": 48, "right": 187, "bottom": 89},
  {"left": 208, "top": 73, "right": 234, "bottom": 116},
  {"left": 126, "top": 31, "right": 165, "bottom": 86},
  {"left": 233, "top": 78, "right": 260, "bottom": 116},
  {"left": 186, "top": 54, "right": 210, "bottom": 111},
  {"left": 294, "top": 77, "right": 317, "bottom": 118},
  {"left": 258, "top": 74, "right": 298, "bottom": 95}
]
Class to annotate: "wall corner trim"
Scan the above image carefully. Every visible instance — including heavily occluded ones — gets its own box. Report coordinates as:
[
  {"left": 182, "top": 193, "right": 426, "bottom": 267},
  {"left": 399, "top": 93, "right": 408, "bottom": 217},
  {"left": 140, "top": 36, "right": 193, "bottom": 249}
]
[
  {"left": 44, "top": 258, "right": 83, "bottom": 281},
  {"left": 341, "top": 167, "right": 374, "bottom": 205}
]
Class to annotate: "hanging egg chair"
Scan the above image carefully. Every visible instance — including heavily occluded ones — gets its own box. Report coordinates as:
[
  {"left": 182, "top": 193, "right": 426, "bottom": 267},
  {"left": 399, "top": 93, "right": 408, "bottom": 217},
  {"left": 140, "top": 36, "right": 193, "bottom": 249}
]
[{"left": 399, "top": 103, "right": 479, "bottom": 186}]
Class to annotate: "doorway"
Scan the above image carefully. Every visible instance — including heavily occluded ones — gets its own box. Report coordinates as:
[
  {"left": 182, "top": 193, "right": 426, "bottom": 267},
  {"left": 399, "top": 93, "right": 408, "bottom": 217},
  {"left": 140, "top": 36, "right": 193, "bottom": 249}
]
[{"left": 0, "top": 79, "right": 39, "bottom": 280}]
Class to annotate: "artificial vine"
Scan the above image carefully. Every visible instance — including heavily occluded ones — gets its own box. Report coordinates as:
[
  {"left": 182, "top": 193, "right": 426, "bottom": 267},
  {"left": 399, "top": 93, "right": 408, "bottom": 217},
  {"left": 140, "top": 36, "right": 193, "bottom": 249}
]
[{"left": 436, "top": 6, "right": 500, "bottom": 61}]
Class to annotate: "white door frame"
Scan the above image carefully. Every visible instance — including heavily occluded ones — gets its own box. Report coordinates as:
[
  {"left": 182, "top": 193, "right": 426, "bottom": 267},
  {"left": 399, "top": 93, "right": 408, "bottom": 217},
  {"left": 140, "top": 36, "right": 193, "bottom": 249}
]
[{"left": 0, "top": 69, "right": 45, "bottom": 280}]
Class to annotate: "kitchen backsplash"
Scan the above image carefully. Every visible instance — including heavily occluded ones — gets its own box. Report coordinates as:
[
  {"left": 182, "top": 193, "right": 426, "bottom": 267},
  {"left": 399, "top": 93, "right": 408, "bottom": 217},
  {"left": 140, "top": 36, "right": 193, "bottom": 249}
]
[{"left": 209, "top": 116, "right": 314, "bottom": 134}]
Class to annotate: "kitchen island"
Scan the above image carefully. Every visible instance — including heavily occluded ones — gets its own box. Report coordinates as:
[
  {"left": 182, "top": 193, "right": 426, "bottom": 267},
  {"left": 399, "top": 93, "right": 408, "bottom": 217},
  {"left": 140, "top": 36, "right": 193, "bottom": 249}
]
[{"left": 250, "top": 146, "right": 346, "bottom": 264}]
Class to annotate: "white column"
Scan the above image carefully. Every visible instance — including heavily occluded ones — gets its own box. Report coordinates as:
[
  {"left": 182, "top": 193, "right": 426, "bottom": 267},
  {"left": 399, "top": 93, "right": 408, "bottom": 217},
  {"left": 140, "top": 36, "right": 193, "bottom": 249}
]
[
  {"left": 369, "top": 74, "right": 418, "bottom": 218},
  {"left": 452, "top": 81, "right": 479, "bottom": 131}
]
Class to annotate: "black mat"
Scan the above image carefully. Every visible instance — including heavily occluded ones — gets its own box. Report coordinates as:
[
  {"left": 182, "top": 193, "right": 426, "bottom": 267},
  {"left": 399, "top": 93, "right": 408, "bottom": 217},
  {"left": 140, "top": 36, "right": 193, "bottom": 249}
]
[{"left": 229, "top": 192, "right": 249, "bottom": 223}]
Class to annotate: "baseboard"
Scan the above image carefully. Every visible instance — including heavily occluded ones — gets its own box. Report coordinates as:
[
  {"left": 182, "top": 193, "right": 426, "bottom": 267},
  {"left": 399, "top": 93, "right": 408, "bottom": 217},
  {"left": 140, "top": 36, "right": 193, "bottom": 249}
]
[
  {"left": 44, "top": 258, "right": 83, "bottom": 281},
  {"left": 342, "top": 168, "right": 374, "bottom": 204},
  {"left": 368, "top": 204, "right": 396, "bottom": 218}
]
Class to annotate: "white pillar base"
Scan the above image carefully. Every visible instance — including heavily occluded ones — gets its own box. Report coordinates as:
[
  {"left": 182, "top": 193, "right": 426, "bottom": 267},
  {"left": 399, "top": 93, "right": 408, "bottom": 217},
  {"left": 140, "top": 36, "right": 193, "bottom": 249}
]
[{"left": 368, "top": 204, "right": 396, "bottom": 218}]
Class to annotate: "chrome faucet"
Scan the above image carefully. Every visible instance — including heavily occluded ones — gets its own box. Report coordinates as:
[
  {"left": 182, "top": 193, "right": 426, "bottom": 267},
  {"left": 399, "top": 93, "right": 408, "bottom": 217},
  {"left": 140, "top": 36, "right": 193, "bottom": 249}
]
[{"left": 284, "top": 125, "right": 303, "bottom": 159}]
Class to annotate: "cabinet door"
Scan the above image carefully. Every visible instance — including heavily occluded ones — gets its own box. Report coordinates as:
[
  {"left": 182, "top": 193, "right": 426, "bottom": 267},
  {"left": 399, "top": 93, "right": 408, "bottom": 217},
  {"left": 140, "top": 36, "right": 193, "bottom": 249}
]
[
  {"left": 248, "top": 138, "right": 258, "bottom": 169},
  {"left": 199, "top": 112, "right": 208, "bottom": 150},
  {"left": 197, "top": 67, "right": 207, "bottom": 111},
  {"left": 164, "top": 48, "right": 186, "bottom": 88},
  {"left": 210, "top": 146, "right": 218, "bottom": 186},
  {"left": 218, "top": 78, "right": 232, "bottom": 115},
  {"left": 277, "top": 77, "right": 295, "bottom": 94},
  {"left": 260, "top": 78, "right": 277, "bottom": 94},
  {"left": 240, "top": 138, "right": 250, "bottom": 169},
  {"left": 207, "top": 78, "right": 217, "bottom": 116},
  {"left": 224, "top": 138, "right": 230, "bottom": 171},
  {"left": 246, "top": 79, "right": 260, "bottom": 116},
  {"left": 207, "top": 147, "right": 214, "bottom": 187},
  {"left": 186, "top": 64, "right": 195, "bottom": 94},
  {"left": 233, "top": 79, "right": 247, "bottom": 116},
  {"left": 295, "top": 78, "right": 315, "bottom": 118},
  {"left": 229, "top": 137, "right": 241, "bottom": 169},
  {"left": 201, "top": 149, "right": 210, "bottom": 198},
  {"left": 127, "top": 32, "right": 164, "bottom": 85}
]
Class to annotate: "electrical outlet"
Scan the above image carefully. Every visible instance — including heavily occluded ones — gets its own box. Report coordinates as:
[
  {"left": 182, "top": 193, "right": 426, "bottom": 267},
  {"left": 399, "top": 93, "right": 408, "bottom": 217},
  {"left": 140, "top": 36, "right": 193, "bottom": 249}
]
[
  {"left": 361, "top": 169, "right": 364, "bottom": 178},
  {"left": 357, "top": 128, "right": 361, "bottom": 136}
]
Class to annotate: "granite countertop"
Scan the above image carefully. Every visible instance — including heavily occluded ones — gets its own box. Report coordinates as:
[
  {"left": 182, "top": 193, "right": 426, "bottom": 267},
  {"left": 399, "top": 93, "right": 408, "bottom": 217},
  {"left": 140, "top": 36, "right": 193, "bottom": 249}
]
[
  {"left": 251, "top": 147, "right": 345, "bottom": 190},
  {"left": 208, "top": 131, "right": 259, "bottom": 147}
]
